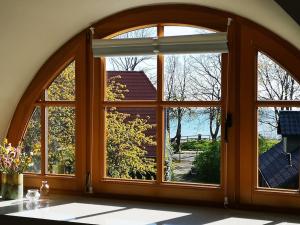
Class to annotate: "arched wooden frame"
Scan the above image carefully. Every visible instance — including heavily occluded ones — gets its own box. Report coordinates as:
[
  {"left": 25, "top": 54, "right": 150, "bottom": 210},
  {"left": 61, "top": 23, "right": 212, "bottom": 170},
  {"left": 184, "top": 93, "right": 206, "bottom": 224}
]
[
  {"left": 92, "top": 27, "right": 229, "bottom": 202},
  {"left": 7, "top": 33, "right": 88, "bottom": 191},
  {"left": 6, "top": 4, "right": 300, "bottom": 208},
  {"left": 91, "top": 5, "right": 233, "bottom": 204},
  {"left": 239, "top": 24, "right": 300, "bottom": 208}
]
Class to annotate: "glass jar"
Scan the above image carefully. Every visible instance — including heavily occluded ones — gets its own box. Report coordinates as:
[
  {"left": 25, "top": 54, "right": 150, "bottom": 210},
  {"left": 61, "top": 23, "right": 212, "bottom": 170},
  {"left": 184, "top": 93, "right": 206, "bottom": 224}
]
[
  {"left": 40, "top": 180, "right": 50, "bottom": 198},
  {"left": 26, "top": 189, "right": 40, "bottom": 202}
]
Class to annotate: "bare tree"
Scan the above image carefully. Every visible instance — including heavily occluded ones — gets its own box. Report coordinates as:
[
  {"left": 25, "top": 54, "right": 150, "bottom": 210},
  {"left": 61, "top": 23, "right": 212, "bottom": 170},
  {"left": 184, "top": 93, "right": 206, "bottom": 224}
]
[
  {"left": 257, "top": 52, "right": 300, "bottom": 135},
  {"left": 165, "top": 53, "right": 223, "bottom": 144},
  {"left": 189, "top": 54, "right": 222, "bottom": 141},
  {"left": 164, "top": 55, "right": 177, "bottom": 137},
  {"left": 108, "top": 28, "right": 156, "bottom": 84},
  {"left": 258, "top": 53, "right": 300, "bottom": 102},
  {"left": 110, "top": 57, "right": 152, "bottom": 71},
  {"left": 165, "top": 55, "right": 192, "bottom": 152}
]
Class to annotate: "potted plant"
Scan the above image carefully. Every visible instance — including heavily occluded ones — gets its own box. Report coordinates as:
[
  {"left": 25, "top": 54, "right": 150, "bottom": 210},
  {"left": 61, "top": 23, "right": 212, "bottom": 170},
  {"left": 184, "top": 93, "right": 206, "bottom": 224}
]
[{"left": 0, "top": 138, "right": 35, "bottom": 200}]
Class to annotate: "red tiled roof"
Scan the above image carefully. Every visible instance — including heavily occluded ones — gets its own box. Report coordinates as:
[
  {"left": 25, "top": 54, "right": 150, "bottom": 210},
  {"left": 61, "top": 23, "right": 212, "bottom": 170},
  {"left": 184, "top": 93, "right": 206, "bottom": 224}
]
[
  {"left": 107, "top": 71, "right": 156, "bottom": 100},
  {"left": 107, "top": 71, "right": 157, "bottom": 157}
]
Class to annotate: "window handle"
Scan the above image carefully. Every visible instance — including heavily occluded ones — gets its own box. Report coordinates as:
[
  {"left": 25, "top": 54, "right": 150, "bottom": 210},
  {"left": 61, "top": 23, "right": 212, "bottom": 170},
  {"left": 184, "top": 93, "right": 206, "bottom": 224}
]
[{"left": 225, "top": 113, "right": 232, "bottom": 143}]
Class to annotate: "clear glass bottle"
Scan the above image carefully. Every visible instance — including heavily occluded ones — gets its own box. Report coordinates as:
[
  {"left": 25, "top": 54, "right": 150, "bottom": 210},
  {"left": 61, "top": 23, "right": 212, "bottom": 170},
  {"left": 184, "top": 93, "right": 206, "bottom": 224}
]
[{"left": 40, "top": 180, "right": 50, "bottom": 198}]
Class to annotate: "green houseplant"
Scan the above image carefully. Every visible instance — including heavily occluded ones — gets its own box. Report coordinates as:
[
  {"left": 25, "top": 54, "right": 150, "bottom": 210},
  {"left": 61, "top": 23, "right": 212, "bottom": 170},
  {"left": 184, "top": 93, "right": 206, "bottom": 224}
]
[{"left": 0, "top": 138, "right": 35, "bottom": 199}]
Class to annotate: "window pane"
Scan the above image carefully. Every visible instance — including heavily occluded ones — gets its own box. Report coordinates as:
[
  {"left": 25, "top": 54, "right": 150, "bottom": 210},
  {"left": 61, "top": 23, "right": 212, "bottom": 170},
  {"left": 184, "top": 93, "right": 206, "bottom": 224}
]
[
  {"left": 47, "top": 61, "right": 75, "bottom": 101},
  {"left": 47, "top": 107, "right": 75, "bottom": 175},
  {"left": 164, "top": 107, "right": 221, "bottom": 184},
  {"left": 22, "top": 107, "right": 41, "bottom": 173},
  {"left": 164, "top": 54, "right": 221, "bottom": 101},
  {"left": 106, "top": 27, "right": 157, "bottom": 100},
  {"left": 106, "top": 56, "right": 157, "bottom": 101},
  {"left": 164, "top": 26, "right": 215, "bottom": 36},
  {"left": 257, "top": 52, "right": 300, "bottom": 101},
  {"left": 112, "top": 27, "right": 157, "bottom": 39},
  {"left": 106, "top": 107, "right": 156, "bottom": 180},
  {"left": 258, "top": 107, "right": 300, "bottom": 190}
]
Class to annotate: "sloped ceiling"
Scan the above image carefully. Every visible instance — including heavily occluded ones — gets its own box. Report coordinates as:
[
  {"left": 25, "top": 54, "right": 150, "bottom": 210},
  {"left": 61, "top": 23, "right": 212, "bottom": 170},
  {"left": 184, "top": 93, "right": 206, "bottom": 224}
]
[{"left": 0, "top": 0, "right": 300, "bottom": 139}]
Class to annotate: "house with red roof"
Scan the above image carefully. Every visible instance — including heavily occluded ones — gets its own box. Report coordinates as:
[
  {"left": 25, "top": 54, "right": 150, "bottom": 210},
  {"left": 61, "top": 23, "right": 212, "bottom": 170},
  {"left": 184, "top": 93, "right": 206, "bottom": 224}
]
[{"left": 107, "top": 71, "right": 157, "bottom": 158}]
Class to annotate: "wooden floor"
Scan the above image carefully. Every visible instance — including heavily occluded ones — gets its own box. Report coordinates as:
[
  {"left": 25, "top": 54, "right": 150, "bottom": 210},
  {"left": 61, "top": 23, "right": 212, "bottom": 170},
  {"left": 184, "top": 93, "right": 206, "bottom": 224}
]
[{"left": 1, "top": 194, "right": 300, "bottom": 225}]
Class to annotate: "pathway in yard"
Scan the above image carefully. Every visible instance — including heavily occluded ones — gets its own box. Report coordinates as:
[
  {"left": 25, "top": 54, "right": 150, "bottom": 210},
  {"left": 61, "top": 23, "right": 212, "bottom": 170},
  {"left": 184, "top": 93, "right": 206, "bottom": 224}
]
[{"left": 172, "top": 150, "right": 198, "bottom": 182}]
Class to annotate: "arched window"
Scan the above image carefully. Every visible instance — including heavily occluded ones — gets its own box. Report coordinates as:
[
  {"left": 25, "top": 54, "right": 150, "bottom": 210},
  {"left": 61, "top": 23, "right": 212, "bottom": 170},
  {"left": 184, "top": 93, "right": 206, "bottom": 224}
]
[
  {"left": 9, "top": 36, "right": 87, "bottom": 190},
  {"left": 22, "top": 107, "right": 41, "bottom": 173},
  {"left": 239, "top": 21, "right": 300, "bottom": 207},
  {"left": 101, "top": 25, "right": 223, "bottom": 185},
  {"left": 23, "top": 61, "right": 77, "bottom": 175},
  {"left": 7, "top": 5, "right": 300, "bottom": 208},
  {"left": 257, "top": 52, "right": 300, "bottom": 190}
]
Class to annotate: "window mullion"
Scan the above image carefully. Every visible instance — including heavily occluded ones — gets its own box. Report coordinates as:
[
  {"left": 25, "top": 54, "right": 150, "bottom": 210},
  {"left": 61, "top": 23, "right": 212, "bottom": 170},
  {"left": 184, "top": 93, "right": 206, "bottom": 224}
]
[
  {"left": 256, "top": 101, "right": 300, "bottom": 108},
  {"left": 99, "top": 57, "right": 106, "bottom": 179},
  {"left": 41, "top": 104, "right": 47, "bottom": 175},
  {"left": 156, "top": 24, "right": 164, "bottom": 184}
]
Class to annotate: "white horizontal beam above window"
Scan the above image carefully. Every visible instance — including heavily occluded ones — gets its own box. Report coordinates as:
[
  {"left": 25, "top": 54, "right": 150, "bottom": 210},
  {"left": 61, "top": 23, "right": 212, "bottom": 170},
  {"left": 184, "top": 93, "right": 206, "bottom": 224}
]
[{"left": 92, "top": 32, "right": 228, "bottom": 57}]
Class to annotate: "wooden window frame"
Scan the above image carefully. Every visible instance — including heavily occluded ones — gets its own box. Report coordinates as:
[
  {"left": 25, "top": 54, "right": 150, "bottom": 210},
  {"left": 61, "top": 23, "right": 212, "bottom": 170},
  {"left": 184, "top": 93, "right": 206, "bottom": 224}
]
[
  {"left": 7, "top": 35, "right": 87, "bottom": 192},
  {"left": 255, "top": 52, "right": 300, "bottom": 192},
  {"left": 239, "top": 22, "right": 300, "bottom": 208},
  {"left": 91, "top": 25, "right": 228, "bottom": 202},
  {"left": 6, "top": 4, "right": 300, "bottom": 208}
]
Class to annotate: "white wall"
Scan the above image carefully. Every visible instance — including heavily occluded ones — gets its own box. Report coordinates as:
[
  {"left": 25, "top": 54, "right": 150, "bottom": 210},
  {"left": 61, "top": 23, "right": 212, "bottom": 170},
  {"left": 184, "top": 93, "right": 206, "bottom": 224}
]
[{"left": 0, "top": 0, "right": 299, "bottom": 140}]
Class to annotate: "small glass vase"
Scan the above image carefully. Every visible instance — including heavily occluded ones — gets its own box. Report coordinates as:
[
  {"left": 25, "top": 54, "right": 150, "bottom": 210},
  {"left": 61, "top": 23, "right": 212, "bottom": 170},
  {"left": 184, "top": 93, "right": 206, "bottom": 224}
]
[
  {"left": 1, "top": 173, "right": 23, "bottom": 200},
  {"left": 26, "top": 189, "right": 40, "bottom": 202},
  {"left": 40, "top": 180, "right": 50, "bottom": 198}
]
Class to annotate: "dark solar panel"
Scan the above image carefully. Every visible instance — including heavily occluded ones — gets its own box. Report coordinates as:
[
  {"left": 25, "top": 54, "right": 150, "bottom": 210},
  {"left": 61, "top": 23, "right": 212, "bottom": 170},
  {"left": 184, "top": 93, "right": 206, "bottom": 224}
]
[
  {"left": 278, "top": 111, "right": 300, "bottom": 136},
  {"left": 259, "top": 141, "right": 300, "bottom": 188}
]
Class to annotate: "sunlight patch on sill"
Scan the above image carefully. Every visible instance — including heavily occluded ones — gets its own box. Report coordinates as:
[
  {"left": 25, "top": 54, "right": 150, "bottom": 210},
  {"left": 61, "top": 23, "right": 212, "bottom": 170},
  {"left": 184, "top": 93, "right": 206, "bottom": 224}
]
[
  {"left": 7, "top": 202, "right": 191, "bottom": 225},
  {"left": 204, "top": 217, "right": 273, "bottom": 225},
  {"left": 7, "top": 202, "right": 125, "bottom": 222},
  {"left": 74, "top": 208, "right": 191, "bottom": 225},
  {"left": 0, "top": 198, "right": 25, "bottom": 208}
]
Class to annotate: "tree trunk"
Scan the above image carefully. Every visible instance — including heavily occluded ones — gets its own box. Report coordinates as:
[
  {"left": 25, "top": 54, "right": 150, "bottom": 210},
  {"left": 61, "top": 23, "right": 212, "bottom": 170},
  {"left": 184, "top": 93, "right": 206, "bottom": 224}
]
[
  {"left": 174, "top": 108, "right": 182, "bottom": 153},
  {"left": 209, "top": 108, "right": 220, "bottom": 142},
  {"left": 166, "top": 108, "right": 170, "bottom": 139}
]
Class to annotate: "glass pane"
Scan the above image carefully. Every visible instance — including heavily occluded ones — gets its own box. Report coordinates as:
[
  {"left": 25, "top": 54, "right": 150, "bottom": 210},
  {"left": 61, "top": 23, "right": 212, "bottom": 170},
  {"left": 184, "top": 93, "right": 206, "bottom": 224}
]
[
  {"left": 106, "top": 56, "right": 157, "bottom": 101},
  {"left": 164, "top": 107, "right": 221, "bottom": 184},
  {"left": 22, "top": 107, "right": 41, "bottom": 173},
  {"left": 106, "top": 27, "right": 157, "bottom": 98},
  {"left": 47, "top": 61, "right": 75, "bottom": 101},
  {"left": 106, "top": 107, "right": 156, "bottom": 180},
  {"left": 258, "top": 107, "right": 300, "bottom": 190},
  {"left": 257, "top": 52, "right": 300, "bottom": 101},
  {"left": 164, "top": 25, "right": 215, "bottom": 36},
  {"left": 164, "top": 53, "right": 221, "bottom": 101},
  {"left": 112, "top": 27, "right": 157, "bottom": 39},
  {"left": 47, "top": 107, "right": 75, "bottom": 175}
]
